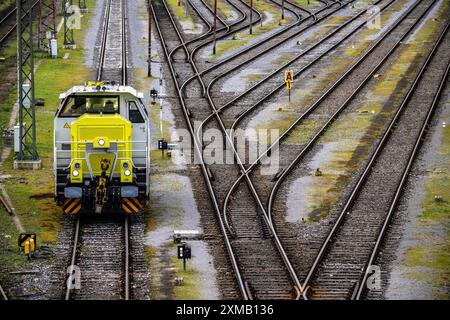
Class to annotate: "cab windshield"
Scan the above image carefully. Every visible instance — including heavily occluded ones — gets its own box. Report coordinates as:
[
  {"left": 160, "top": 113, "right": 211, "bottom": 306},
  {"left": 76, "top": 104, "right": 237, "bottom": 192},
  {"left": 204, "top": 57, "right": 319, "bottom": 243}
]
[{"left": 60, "top": 95, "right": 120, "bottom": 117}]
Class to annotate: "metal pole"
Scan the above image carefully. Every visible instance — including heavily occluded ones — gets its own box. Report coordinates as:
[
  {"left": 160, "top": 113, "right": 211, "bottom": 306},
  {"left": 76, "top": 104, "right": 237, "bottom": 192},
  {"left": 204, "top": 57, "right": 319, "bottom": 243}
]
[
  {"left": 51, "top": 0, "right": 57, "bottom": 39},
  {"left": 212, "top": 0, "right": 217, "bottom": 55},
  {"left": 37, "top": 0, "right": 43, "bottom": 50},
  {"left": 17, "top": 0, "right": 39, "bottom": 161},
  {"left": 148, "top": 0, "right": 152, "bottom": 77},
  {"left": 281, "top": 0, "right": 285, "bottom": 20},
  {"left": 38, "top": 0, "right": 57, "bottom": 51},
  {"left": 63, "top": 0, "right": 75, "bottom": 47},
  {"left": 249, "top": 0, "right": 253, "bottom": 35}
]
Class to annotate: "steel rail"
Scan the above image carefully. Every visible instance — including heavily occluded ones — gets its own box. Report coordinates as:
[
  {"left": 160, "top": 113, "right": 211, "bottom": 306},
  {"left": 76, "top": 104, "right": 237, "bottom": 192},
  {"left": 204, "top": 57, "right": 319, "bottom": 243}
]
[
  {"left": 152, "top": 0, "right": 250, "bottom": 299},
  {"left": 122, "top": 0, "right": 130, "bottom": 299},
  {"left": 124, "top": 215, "right": 130, "bottom": 300},
  {"left": 355, "top": 24, "right": 450, "bottom": 300},
  {"left": 210, "top": 0, "right": 390, "bottom": 123},
  {"left": 301, "top": 11, "right": 449, "bottom": 299},
  {"left": 96, "top": 0, "right": 113, "bottom": 82},
  {"left": 266, "top": 0, "right": 432, "bottom": 224},
  {"left": 159, "top": 0, "right": 304, "bottom": 298},
  {"left": 220, "top": 0, "right": 430, "bottom": 232},
  {"left": 65, "top": 0, "right": 132, "bottom": 300},
  {"left": 180, "top": 0, "right": 330, "bottom": 95},
  {"left": 0, "top": 283, "right": 8, "bottom": 300},
  {"left": 65, "top": 216, "right": 81, "bottom": 300},
  {"left": 167, "top": 0, "right": 255, "bottom": 96}
]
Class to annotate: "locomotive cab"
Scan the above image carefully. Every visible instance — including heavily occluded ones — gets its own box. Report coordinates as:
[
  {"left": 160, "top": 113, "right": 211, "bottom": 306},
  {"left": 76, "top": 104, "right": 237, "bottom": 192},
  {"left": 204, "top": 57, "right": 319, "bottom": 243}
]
[{"left": 54, "top": 83, "right": 150, "bottom": 214}]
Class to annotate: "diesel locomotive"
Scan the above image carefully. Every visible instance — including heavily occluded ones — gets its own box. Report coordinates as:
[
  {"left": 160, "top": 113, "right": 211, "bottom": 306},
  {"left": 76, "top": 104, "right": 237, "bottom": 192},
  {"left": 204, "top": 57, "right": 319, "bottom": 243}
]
[{"left": 53, "top": 82, "right": 150, "bottom": 214}]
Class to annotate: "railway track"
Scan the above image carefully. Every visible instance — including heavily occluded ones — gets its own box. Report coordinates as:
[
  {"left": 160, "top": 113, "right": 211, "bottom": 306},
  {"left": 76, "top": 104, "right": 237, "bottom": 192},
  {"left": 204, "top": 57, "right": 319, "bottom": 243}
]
[
  {"left": 215, "top": 0, "right": 448, "bottom": 299},
  {"left": 222, "top": 0, "right": 439, "bottom": 223},
  {"left": 210, "top": 0, "right": 396, "bottom": 129},
  {"left": 0, "top": 283, "right": 8, "bottom": 300},
  {"left": 226, "top": 0, "right": 438, "bottom": 224},
  {"left": 303, "top": 20, "right": 450, "bottom": 300},
  {"left": 182, "top": 0, "right": 338, "bottom": 96},
  {"left": 154, "top": 0, "right": 303, "bottom": 299},
  {"left": 357, "top": 51, "right": 450, "bottom": 301},
  {"left": 64, "top": 0, "right": 133, "bottom": 300},
  {"left": 154, "top": 0, "right": 350, "bottom": 299},
  {"left": 65, "top": 215, "right": 131, "bottom": 300},
  {"left": 96, "top": 0, "right": 128, "bottom": 84},
  {"left": 157, "top": 0, "right": 448, "bottom": 300}
]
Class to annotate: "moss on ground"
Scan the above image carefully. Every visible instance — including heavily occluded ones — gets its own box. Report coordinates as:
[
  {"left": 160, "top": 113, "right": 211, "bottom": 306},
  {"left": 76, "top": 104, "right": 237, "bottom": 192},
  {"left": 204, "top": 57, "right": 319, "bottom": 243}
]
[
  {"left": 403, "top": 113, "right": 449, "bottom": 298},
  {"left": 271, "top": 1, "right": 449, "bottom": 221},
  {"left": 171, "top": 253, "right": 202, "bottom": 299},
  {"left": 211, "top": 1, "right": 290, "bottom": 60},
  {"left": 167, "top": 0, "right": 202, "bottom": 33}
]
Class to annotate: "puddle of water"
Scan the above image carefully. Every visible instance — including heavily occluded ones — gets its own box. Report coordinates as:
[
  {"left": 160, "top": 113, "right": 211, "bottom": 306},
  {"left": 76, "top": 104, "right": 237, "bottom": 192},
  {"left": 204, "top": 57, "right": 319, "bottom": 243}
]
[{"left": 286, "top": 176, "right": 314, "bottom": 222}]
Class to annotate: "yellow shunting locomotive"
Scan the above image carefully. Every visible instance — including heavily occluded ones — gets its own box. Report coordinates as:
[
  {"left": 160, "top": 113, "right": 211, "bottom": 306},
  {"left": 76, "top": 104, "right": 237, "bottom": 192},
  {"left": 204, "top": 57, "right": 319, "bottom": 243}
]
[{"left": 54, "top": 82, "right": 150, "bottom": 214}]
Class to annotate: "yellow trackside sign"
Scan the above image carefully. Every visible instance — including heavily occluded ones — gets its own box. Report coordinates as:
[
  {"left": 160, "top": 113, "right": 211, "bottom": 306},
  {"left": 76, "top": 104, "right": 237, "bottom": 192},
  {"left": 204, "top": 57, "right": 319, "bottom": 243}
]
[{"left": 285, "top": 69, "right": 294, "bottom": 90}]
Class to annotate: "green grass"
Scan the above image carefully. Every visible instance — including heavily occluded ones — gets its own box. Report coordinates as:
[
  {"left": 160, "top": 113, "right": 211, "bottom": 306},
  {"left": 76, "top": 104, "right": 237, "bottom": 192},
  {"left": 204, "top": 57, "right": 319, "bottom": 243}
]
[
  {"left": 0, "top": 1, "right": 95, "bottom": 284},
  {"left": 171, "top": 253, "right": 202, "bottom": 299},
  {"left": 205, "top": 0, "right": 232, "bottom": 19}
]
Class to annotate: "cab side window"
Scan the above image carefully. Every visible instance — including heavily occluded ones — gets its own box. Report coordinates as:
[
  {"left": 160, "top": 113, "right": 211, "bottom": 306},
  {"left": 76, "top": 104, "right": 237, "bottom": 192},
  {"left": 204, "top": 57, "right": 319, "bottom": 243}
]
[{"left": 129, "top": 101, "right": 144, "bottom": 123}]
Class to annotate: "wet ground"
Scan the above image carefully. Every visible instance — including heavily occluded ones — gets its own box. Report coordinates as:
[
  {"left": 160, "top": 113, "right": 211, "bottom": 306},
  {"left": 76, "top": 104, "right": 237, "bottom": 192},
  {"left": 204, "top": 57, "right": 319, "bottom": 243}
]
[{"left": 130, "top": 0, "right": 220, "bottom": 299}]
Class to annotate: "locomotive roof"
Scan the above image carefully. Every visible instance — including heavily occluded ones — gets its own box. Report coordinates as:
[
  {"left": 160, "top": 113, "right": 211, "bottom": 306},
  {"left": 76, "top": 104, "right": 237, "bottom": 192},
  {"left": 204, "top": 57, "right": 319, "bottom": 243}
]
[{"left": 59, "top": 85, "right": 144, "bottom": 100}]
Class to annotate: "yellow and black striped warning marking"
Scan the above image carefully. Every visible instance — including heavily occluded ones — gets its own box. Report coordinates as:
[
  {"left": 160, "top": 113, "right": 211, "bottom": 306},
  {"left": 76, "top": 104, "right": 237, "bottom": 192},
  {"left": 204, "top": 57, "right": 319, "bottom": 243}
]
[
  {"left": 62, "top": 198, "right": 82, "bottom": 215},
  {"left": 122, "top": 198, "right": 142, "bottom": 214}
]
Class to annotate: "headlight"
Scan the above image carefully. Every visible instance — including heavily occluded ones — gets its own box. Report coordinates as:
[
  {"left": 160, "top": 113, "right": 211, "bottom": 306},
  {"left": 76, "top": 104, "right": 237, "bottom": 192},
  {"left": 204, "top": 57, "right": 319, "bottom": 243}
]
[
  {"left": 123, "top": 162, "right": 129, "bottom": 169},
  {"left": 98, "top": 139, "right": 105, "bottom": 146},
  {"left": 124, "top": 169, "right": 131, "bottom": 177},
  {"left": 72, "top": 170, "right": 79, "bottom": 177},
  {"left": 74, "top": 163, "right": 81, "bottom": 169}
]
